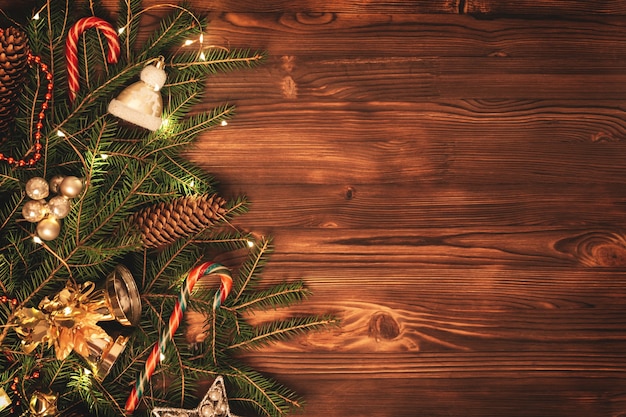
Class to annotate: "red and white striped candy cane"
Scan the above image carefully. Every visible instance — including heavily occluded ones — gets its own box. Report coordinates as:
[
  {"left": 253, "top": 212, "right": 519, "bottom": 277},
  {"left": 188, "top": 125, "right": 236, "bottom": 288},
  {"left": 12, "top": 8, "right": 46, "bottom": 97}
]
[
  {"left": 65, "top": 17, "right": 120, "bottom": 102},
  {"left": 125, "top": 262, "right": 233, "bottom": 414}
]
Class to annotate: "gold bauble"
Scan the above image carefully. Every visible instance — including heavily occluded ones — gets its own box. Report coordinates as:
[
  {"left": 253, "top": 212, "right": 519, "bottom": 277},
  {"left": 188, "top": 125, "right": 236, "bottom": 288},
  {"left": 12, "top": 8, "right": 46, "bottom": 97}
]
[
  {"left": 36, "top": 217, "right": 61, "bottom": 240},
  {"left": 22, "top": 199, "right": 47, "bottom": 223},
  {"left": 59, "top": 176, "right": 83, "bottom": 198},
  {"left": 48, "top": 195, "right": 71, "bottom": 219},
  {"left": 48, "top": 175, "right": 65, "bottom": 193},
  {"left": 25, "top": 177, "right": 49, "bottom": 200}
]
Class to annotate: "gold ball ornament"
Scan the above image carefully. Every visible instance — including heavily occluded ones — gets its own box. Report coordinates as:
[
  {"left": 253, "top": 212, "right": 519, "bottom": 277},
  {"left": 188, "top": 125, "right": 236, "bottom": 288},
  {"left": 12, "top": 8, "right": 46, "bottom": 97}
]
[
  {"left": 47, "top": 195, "right": 71, "bottom": 219},
  {"left": 59, "top": 176, "right": 83, "bottom": 198},
  {"left": 28, "top": 391, "right": 58, "bottom": 417},
  {"left": 36, "top": 217, "right": 61, "bottom": 241},
  {"left": 48, "top": 175, "right": 65, "bottom": 193},
  {"left": 22, "top": 199, "right": 47, "bottom": 223},
  {"left": 25, "top": 177, "right": 49, "bottom": 200}
]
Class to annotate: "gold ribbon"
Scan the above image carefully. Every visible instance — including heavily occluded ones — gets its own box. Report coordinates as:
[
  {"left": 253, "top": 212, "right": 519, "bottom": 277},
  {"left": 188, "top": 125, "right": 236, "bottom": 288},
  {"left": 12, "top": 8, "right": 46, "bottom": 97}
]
[{"left": 13, "top": 281, "right": 112, "bottom": 360}]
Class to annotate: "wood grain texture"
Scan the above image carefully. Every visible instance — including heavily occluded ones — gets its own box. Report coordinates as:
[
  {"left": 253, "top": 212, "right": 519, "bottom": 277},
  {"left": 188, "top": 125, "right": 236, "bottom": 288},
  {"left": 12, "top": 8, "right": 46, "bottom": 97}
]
[
  {"left": 7, "top": 1, "right": 626, "bottom": 416},
  {"left": 466, "top": 1, "right": 626, "bottom": 16},
  {"left": 100, "top": 0, "right": 462, "bottom": 14},
  {"left": 175, "top": 7, "right": 626, "bottom": 417}
]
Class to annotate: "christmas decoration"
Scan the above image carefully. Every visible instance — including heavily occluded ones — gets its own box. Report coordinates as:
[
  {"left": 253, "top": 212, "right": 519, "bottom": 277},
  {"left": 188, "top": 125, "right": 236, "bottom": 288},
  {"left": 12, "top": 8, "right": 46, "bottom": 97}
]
[
  {"left": 28, "top": 391, "right": 58, "bottom": 417},
  {"left": 0, "top": 51, "right": 51, "bottom": 167},
  {"left": 126, "top": 262, "right": 232, "bottom": 413},
  {"left": 0, "top": 1, "right": 334, "bottom": 416},
  {"left": 0, "top": 27, "right": 30, "bottom": 135},
  {"left": 65, "top": 16, "right": 120, "bottom": 102},
  {"left": 0, "top": 387, "right": 9, "bottom": 412},
  {"left": 21, "top": 175, "right": 83, "bottom": 240},
  {"left": 131, "top": 194, "right": 227, "bottom": 248},
  {"left": 108, "top": 57, "right": 166, "bottom": 131},
  {"left": 151, "top": 376, "right": 237, "bottom": 417},
  {"left": 12, "top": 273, "right": 138, "bottom": 363}
]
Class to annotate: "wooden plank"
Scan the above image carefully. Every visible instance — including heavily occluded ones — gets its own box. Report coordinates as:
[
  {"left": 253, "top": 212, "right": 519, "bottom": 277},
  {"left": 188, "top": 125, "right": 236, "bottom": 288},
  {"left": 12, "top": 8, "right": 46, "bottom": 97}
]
[
  {"left": 211, "top": 227, "right": 626, "bottom": 268},
  {"left": 466, "top": 1, "right": 626, "bottom": 16},
  {"left": 197, "top": 57, "right": 626, "bottom": 101},
  {"left": 231, "top": 376, "right": 625, "bottom": 417},
  {"left": 97, "top": 0, "right": 461, "bottom": 14},
  {"left": 192, "top": 263, "right": 626, "bottom": 354},
  {"left": 211, "top": 184, "right": 626, "bottom": 229},
  {"left": 193, "top": 13, "right": 626, "bottom": 59},
  {"left": 187, "top": 100, "right": 626, "bottom": 185}
]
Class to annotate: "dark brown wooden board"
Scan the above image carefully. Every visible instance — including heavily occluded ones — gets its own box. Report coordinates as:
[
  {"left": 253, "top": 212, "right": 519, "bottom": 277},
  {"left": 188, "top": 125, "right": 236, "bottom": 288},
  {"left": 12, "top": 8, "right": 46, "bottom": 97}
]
[{"left": 4, "top": 1, "right": 626, "bottom": 416}]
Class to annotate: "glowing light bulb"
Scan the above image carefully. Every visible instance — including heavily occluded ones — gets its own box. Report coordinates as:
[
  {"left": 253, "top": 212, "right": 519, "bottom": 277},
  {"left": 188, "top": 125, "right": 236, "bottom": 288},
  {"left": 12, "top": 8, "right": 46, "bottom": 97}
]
[
  {"left": 247, "top": 240, "right": 255, "bottom": 248},
  {"left": 199, "top": 33, "right": 204, "bottom": 44},
  {"left": 56, "top": 130, "right": 66, "bottom": 137},
  {"left": 33, "top": 12, "right": 40, "bottom": 20},
  {"left": 189, "top": 180, "right": 195, "bottom": 187},
  {"left": 100, "top": 153, "right": 109, "bottom": 160},
  {"left": 200, "top": 52, "right": 206, "bottom": 61},
  {"left": 221, "top": 120, "right": 228, "bottom": 126},
  {"left": 33, "top": 236, "right": 43, "bottom": 244},
  {"left": 118, "top": 27, "right": 126, "bottom": 35},
  {"left": 160, "top": 352, "right": 166, "bottom": 361},
  {"left": 84, "top": 368, "right": 92, "bottom": 375},
  {"left": 184, "top": 39, "right": 193, "bottom": 46}
]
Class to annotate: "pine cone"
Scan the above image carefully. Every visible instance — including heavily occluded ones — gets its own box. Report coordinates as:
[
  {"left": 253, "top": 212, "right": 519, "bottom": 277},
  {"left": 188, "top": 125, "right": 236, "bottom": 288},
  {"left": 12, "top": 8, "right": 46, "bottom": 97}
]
[
  {"left": 131, "top": 194, "right": 227, "bottom": 248},
  {"left": 0, "top": 26, "right": 30, "bottom": 134}
]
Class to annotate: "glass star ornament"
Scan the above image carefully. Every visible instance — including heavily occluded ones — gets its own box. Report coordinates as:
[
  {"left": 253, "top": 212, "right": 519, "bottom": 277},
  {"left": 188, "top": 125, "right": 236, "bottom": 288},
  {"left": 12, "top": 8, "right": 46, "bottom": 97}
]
[{"left": 151, "top": 376, "right": 238, "bottom": 417}]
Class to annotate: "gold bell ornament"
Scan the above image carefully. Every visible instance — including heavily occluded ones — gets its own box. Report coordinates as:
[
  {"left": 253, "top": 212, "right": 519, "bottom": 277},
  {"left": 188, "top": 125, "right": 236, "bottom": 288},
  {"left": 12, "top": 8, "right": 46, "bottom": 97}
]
[
  {"left": 28, "top": 391, "right": 58, "bottom": 417},
  {"left": 108, "top": 57, "right": 166, "bottom": 131}
]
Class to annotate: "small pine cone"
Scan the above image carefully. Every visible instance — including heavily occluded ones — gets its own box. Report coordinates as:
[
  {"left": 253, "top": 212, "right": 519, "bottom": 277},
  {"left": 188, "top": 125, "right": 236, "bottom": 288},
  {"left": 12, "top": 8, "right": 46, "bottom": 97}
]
[
  {"left": 0, "top": 27, "right": 29, "bottom": 133},
  {"left": 132, "top": 194, "right": 227, "bottom": 248}
]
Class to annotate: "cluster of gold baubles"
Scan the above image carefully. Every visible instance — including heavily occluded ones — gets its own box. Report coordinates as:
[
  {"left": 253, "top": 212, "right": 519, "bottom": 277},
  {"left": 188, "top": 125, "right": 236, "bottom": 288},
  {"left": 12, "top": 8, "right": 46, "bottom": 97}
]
[{"left": 22, "top": 175, "right": 83, "bottom": 240}]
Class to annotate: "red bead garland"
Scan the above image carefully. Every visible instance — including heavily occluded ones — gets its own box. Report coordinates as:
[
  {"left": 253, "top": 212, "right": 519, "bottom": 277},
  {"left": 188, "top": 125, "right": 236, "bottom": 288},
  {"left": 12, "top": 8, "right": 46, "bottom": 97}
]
[
  {"left": 0, "top": 53, "right": 52, "bottom": 168},
  {"left": 0, "top": 294, "right": 18, "bottom": 306}
]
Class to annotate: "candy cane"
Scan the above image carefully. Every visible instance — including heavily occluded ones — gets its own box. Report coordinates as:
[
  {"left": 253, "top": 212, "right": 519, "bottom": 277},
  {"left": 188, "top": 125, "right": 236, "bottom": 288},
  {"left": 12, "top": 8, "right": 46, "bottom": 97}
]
[
  {"left": 65, "top": 17, "right": 120, "bottom": 102},
  {"left": 125, "top": 262, "right": 233, "bottom": 414}
]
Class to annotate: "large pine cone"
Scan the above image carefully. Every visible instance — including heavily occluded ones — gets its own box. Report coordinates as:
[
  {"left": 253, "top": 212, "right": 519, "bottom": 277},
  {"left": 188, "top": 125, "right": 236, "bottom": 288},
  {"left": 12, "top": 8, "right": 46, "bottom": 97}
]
[
  {"left": 0, "top": 27, "right": 30, "bottom": 134},
  {"left": 131, "top": 194, "right": 227, "bottom": 248}
]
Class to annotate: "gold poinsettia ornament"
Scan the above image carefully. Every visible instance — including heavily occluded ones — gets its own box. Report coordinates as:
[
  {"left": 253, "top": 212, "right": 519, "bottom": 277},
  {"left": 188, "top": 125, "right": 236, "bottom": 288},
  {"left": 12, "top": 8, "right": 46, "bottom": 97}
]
[
  {"left": 14, "top": 280, "right": 112, "bottom": 360},
  {"left": 12, "top": 265, "right": 141, "bottom": 379}
]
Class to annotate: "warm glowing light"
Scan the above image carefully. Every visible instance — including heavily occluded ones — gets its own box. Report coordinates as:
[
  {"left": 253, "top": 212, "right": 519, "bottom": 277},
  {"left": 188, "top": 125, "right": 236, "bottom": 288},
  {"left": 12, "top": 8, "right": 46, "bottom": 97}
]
[
  {"left": 100, "top": 153, "right": 109, "bottom": 160},
  {"left": 83, "top": 368, "right": 92, "bottom": 375},
  {"left": 63, "top": 306, "right": 73, "bottom": 315},
  {"left": 0, "top": 387, "right": 11, "bottom": 411},
  {"left": 247, "top": 240, "right": 255, "bottom": 248},
  {"left": 118, "top": 27, "right": 126, "bottom": 35},
  {"left": 199, "top": 33, "right": 204, "bottom": 44},
  {"left": 33, "top": 236, "right": 43, "bottom": 244},
  {"left": 184, "top": 39, "right": 193, "bottom": 46},
  {"left": 221, "top": 120, "right": 228, "bottom": 127},
  {"left": 56, "top": 130, "right": 66, "bottom": 137},
  {"left": 32, "top": 12, "right": 40, "bottom": 20},
  {"left": 161, "top": 119, "right": 170, "bottom": 129},
  {"left": 160, "top": 352, "right": 166, "bottom": 361},
  {"left": 200, "top": 52, "right": 206, "bottom": 61},
  {"left": 189, "top": 180, "right": 195, "bottom": 187}
]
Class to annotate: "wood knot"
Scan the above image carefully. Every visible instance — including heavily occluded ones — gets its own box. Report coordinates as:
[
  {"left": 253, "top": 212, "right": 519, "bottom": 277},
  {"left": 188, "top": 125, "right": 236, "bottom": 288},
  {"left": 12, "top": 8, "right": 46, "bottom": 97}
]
[
  {"left": 488, "top": 51, "right": 509, "bottom": 58},
  {"left": 282, "top": 76, "right": 297, "bottom": 99},
  {"left": 368, "top": 312, "right": 400, "bottom": 341},
  {"left": 594, "top": 244, "right": 626, "bottom": 267},
  {"left": 345, "top": 186, "right": 356, "bottom": 200}
]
